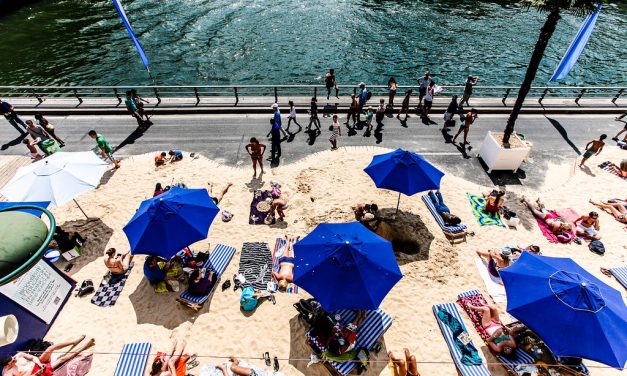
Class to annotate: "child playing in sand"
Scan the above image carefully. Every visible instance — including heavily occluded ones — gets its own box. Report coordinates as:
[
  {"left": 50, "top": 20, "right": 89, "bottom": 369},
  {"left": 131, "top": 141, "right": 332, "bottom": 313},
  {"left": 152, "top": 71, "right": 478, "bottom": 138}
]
[
  {"left": 168, "top": 149, "right": 183, "bottom": 162},
  {"left": 579, "top": 134, "right": 606, "bottom": 167},
  {"left": 155, "top": 152, "right": 167, "bottom": 166},
  {"left": 23, "top": 138, "right": 43, "bottom": 160}
]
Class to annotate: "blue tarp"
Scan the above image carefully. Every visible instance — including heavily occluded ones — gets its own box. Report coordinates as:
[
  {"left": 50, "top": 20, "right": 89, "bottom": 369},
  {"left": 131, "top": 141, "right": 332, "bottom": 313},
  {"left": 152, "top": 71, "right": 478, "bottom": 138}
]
[{"left": 0, "top": 202, "right": 50, "bottom": 217}]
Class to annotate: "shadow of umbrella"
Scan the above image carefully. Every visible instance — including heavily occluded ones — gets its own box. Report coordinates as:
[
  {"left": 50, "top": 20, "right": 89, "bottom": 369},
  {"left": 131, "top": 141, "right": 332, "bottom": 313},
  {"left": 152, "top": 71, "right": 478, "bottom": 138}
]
[{"left": 53, "top": 218, "right": 113, "bottom": 276}]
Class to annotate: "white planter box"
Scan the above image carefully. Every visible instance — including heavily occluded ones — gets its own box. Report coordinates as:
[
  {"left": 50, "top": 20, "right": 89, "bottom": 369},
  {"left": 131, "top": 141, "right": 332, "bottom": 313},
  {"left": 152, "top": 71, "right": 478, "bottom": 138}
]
[{"left": 477, "top": 131, "right": 531, "bottom": 173}]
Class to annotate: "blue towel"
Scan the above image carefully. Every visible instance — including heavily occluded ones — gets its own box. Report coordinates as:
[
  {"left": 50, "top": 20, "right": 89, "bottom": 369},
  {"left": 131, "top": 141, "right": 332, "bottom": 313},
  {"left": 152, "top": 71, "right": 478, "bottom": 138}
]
[{"left": 437, "top": 309, "right": 483, "bottom": 366}]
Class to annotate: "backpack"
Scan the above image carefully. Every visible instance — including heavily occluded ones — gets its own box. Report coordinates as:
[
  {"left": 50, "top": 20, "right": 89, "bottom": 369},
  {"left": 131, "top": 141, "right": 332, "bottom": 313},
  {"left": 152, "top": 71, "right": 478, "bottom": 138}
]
[
  {"left": 240, "top": 287, "right": 258, "bottom": 311},
  {"left": 75, "top": 279, "right": 94, "bottom": 297},
  {"left": 588, "top": 240, "right": 605, "bottom": 255},
  {"left": 293, "top": 298, "right": 324, "bottom": 325}
]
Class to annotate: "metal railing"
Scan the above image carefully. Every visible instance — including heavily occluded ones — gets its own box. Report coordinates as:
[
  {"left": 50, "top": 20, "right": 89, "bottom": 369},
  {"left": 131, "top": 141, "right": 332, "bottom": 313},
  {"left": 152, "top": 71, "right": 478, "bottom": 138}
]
[{"left": 0, "top": 85, "right": 624, "bottom": 106}]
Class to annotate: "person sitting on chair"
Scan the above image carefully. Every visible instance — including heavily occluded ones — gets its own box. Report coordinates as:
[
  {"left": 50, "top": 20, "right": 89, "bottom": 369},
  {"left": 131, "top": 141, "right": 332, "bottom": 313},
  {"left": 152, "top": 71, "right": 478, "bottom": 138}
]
[
  {"left": 272, "top": 234, "right": 299, "bottom": 292},
  {"left": 104, "top": 248, "right": 133, "bottom": 276},
  {"left": 188, "top": 266, "right": 216, "bottom": 296},
  {"left": 427, "top": 191, "right": 462, "bottom": 226},
  {"left": 325, "top": 311, "right": 366, "bottom": 358}
]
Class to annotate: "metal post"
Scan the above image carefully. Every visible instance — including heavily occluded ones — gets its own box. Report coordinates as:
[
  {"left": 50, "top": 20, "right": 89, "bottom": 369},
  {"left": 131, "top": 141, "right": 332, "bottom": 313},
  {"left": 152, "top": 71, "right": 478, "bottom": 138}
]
[
  {"left": 113, "top": 88, "right": 122, "bottom": 106},
  {"left": 538, "top": 88, "right": 549, "bottom": 104},
  {"left": 575, "top": 89, "right": 586, "bottom": 105},
  {"left": 194, "top": 87, "right": 200, "bottom": 106},
  {"left": 314, "top": 87, "right": 317, "bottom": 99},
  {"left": 32, "top": 89, "right": 43, "bottom": 104},
  {"left": 234, "top": 87, "right": 239, "bottom": 106},
  {"left": 611, "top": 88, "right": 624, "bottom": 104},
  {"left": 502, "top": 88, "right": 511, "bottom": 105},
  {"left": 153, "top": 87, "right": 161, "bottom": 106},
  {"left": 274, "top": 87, "right": 278, "bottom": 104}
]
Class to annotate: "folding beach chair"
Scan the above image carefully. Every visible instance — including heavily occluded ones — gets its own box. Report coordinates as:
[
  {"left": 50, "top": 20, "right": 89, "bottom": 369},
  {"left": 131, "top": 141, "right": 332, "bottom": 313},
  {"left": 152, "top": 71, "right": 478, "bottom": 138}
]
[
  {"left": 432, "top": 303, "right": 491, "bottom": 376},
  {"left": 421, "top": 195, "right": 468, "bottom": 244},
  {"left": 113, "top": 342, "right": 151, "bottom": 376},
  {"left": 609, "top": 267, "right": 627, "bottom": 290},
  {"left": 306, "top": 309, "right": 392, "bottom": 376},
  {"left": 176, "top": 243, "right": 236, "bottom": 311}
]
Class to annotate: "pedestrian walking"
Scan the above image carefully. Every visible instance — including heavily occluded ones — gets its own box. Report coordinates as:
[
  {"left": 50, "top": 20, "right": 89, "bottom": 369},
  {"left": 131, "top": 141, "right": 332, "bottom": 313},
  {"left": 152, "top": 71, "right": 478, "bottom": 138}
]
[
  {"left": 417, "top": 71, "right": 433, "bottom": 106},
  {"left": 26, "top": 120, "right": 52, "bottom": 155},
  {"left": 396, "top": 90, "right": 412, "bottom": 122},
  {"left": 34, "top": 113, "right": 65, "bottom": 147},
  {"left": 459, "top": 75, "right": 478, "bottom": 108},
  {"left": 422, "top": 81, "right": 436, "bottom": 118},
  {"left": 387, "top": 78, "right": 397, "bottom": 108},
  {"left": 245, "top": 137, "right": 266, "bottom": 177},
  {"left": 345, "top": 94, "right": 359, "bottom": 126},
  {"left": 365, "top": 106, "right": 374, "bottom": 133},
  {"left": 452, "top": 108, "right": 478, "bottom": 145},
  {"left": 357, "top": 82, "right": 369, "bottom": 114},
  {"left": 376, "top": 99, "right": 386, "bottom": 128},
  {"left": 124, "top": 90, "right": 140, "bottom": 119},
  {"left": 308, "top": 97, "right": 321, "bottom": 131},
  {"left": 131, "top": 89, "right": 150, "bottom": 121},
  {"left": 88, "top": 130, "right": 120, "bottom": 168},
  {"left": 325, "top": 69, "right": 339, "bottom": 99},
  {"left": 286, "top": 100, "right": 301, "bottom": 131},
  {"left": 23, "top": 139, "right": 43, "bottom": 161},
  {"left": 329, "top": 114, "right": 341, "bottom": 150},
  {"left": 579, "top": 134, "right": 606, "bottom": 167},
  {"left": 612, "top": 123, "right": 626, "bottom": 141},
  {"left": 269, "top": 118, "right": 282, "bottom": 161},
  {"left": 268, "top": 103, "right": 288, "bottom": 138},
  {"left": 442, "top": 95, "right": 458, "bottom": 130},
  {"left": 0, "top": 99, "right": 27, "bottom": 135}
]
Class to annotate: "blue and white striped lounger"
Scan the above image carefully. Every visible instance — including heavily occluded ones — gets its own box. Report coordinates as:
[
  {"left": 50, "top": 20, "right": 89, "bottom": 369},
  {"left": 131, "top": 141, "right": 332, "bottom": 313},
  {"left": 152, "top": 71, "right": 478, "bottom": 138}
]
[
  {"left": 432, "top": 303, "right": 491, "bottom": 376},
  {"left": 421, "top": 195, "right": 467, "bottom": 243},
  {"left": 113, "top": 342, "right": 151, "bottom": 376},
  {"left": 177, "top": 243, "right": 236, "bottom": 309},
  {"left": 307, "top": 309, "right": 392, "bottom": 375},
  {"left": 610, "top": 267, "right": 627, "bottom": 290}
]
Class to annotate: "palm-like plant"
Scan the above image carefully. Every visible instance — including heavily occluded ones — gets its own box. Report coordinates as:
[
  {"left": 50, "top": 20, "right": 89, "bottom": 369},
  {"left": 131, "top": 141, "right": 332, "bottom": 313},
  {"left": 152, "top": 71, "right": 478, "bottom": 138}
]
[{"left": 502, "top": 0, "right": 600, "bottom": 144}]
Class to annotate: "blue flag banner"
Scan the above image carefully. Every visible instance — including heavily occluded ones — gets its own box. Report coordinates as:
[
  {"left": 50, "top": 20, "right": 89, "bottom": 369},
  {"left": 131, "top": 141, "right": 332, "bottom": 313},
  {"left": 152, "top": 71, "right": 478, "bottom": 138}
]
[
  {"left": 112, "top": 0, "right": 150, "bottom": 72},
  {"left": 550, "top": 4, "right": 601, "bottom": 81}
]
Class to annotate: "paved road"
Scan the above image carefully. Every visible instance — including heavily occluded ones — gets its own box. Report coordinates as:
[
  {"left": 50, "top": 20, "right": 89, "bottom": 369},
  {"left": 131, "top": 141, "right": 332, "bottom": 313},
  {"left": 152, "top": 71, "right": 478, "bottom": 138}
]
[{"left": 1, "top": 113, "right": 624, "bottom": 189}]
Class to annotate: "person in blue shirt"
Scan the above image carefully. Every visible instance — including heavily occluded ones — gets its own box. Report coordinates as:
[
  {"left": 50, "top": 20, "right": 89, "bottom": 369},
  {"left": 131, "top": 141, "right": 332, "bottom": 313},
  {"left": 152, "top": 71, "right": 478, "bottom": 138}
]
[
  {"left": 357, "top": 82, "right": 368, "bottom": 114},
  {"left": 269, "top": 103, "right": 287, "bottom": 138},
  {"left": 0, "top": 99, "right": 27, "bottom": 135},
  {"left": 143, "top": 256, "right": 167, "bottom": 285},
  {"left": 167, "top": 149, "right": 183, "bottom": 162}
]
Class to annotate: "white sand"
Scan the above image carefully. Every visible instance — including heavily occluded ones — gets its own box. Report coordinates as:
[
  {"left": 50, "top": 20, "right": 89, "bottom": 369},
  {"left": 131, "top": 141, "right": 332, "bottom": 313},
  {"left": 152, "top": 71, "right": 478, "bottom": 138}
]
[{"left": 3, "top": 145, "right": 625, "bottom": 375}]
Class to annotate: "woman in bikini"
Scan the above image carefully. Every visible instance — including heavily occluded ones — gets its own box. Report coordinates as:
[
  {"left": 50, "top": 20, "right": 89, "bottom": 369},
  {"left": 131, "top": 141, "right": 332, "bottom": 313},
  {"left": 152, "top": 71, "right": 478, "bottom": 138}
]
[
  {"left": 388, "top": 349, "right": 420, "bottom": 376},
  {"left": 245, "top": 137, "right": 266, "bottom": 177},
  {"left": 476, "top": 248, "right": 512, "bottom": 278},
  {"left": 272, "top": 234, "right": 299, "bottom": 292},
  {"left": 150, "top": 339, "right": 196, "bottom": 376},
  {"left": 483, "top": 189, "right": 506, "bottom": 214},
  {"left": 521, "top": 196, "right": 573, "bottom": 235},
  {"left": 467, "top": 304, "right": 520, "bottom": 356},
  {"left": 590, "top": 199, "right": 627, "bottom": 224}
]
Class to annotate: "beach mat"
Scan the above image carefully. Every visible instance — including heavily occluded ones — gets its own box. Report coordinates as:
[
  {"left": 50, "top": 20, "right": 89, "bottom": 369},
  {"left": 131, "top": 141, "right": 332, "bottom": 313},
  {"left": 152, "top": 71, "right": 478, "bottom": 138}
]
[
  {"left": 599, "top": 161, "right": 627, "bottom": 180},
  {"left": 249, "top": 190, "right": 273, "bottom": 225},
  {"left": 91, "top": 263, "right": 134, "bottom": 307},
  {"left": 473, "top": 258, "right": 506, "bottom": 304},
  {"left": 53, "top": 354, "right": 93, "bottom": 376},
  {"left": 239, "top": 242, "right": 273, "bottom": 290},
  {"left": 467, "top": 193, "right": 505, "bottom": 227},
  {"left": 534, "top": 208, "right": 577, "bottom": 243},
  {"left": 271, "top": 237, "right": 299, "bottom": 294}
]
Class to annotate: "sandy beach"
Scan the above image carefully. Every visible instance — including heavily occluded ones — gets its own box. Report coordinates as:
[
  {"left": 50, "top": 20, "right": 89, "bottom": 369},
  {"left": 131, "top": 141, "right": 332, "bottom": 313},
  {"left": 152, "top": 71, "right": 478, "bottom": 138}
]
[{"left": 1, "top": 144, "right": 625, "bottom": 376}]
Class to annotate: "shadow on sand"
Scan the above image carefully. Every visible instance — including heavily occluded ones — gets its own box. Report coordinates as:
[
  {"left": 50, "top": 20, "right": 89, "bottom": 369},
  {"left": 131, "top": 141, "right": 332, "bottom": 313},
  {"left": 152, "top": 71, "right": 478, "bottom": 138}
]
[
  {"left": 374, "top": 208, "right": 435, "bottom": 265},
  {"left": 53, "top": 218, "right": 113, "bottom": 276}
]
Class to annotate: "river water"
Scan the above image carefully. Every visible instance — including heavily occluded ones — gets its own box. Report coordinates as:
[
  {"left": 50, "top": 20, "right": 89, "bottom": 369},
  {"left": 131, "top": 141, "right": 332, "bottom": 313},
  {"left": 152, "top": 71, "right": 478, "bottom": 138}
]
[{"left": 1, "top": 0, "right": 626, "bottom": 86}]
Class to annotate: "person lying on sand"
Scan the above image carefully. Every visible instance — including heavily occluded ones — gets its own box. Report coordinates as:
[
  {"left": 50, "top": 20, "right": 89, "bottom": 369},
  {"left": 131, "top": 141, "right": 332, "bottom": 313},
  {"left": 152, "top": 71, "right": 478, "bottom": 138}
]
[
  {"left": 208, "top": 182, "right": 232, "bottom": 205},
  {"left": 150, "top": 339, "right": 197, "bottom": 376},
  {"left": 608, "top": 159, "right": 627, "bottom": 178},
  {"left": 476, "top": 248, "right": 512, "bottom": 278},
  {"left": 482, "top": 189, "right": 506, "bottom": 214},
  {"left": 467, "top": 304, "right": 523, "bottom": 357},
  {"left": 216, "top": 357, "right": 271, "bottom": 376},
  {"left": 574, "top": 211, "right": 601, "bottom": 240},
  {"left": 272, "top": 234, "right": 299, "bottom": 292},
  {"left": 104, "top": 248, "right": 133, "bottom": 276},
  {"left": 521, "top": 196, "right": 573, "bottom": 241},
  {"left": 1, "top": 335, "right": 94, "bottom": 376},
  {"left": 590, "top": 199, "right": 627, "bottom": 224},
  {"left": 509, "top": 244, "right": 541, "bottom": 259},
  {"left": 388, "top": 349, "right": 420, "bottom": 376},
  {"left": 427, "top": 191, "right": 462, "bottom": 226}
]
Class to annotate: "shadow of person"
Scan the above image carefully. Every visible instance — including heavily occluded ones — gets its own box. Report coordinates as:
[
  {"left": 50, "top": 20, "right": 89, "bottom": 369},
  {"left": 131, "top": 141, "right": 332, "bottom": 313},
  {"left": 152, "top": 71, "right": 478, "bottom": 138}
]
[
  {"left": 53, "top": 218, "right": 113, "bottom": 276},
  {"left": 374, "top": 125, "right": 383, "bottom": 144},
  {"left": 245, "top": 174, "right": 265, "bottom": 192},
  {"left": 454, "top": 142, "right": 471, "bottom": 159},
  {"left": 305, "top": 128, "right": 320, "bottom": 146},
  {"left": 545, "top": 116, "right": 581, "bottom": 155},
  {"left": 346, "top": 123, "right": 358, "bottom": 137},
  {"left": 441, "top": 128, "right": 453, "bottom": 144},
  {"left": 113, "top": 126, "right": 147, "bottom": 153},
  {"left": 398, "top": 119, "right": 408, "bottom": 128},
  {"left": 1, "top": 133, "right": 28, "bottom": 151},
  {"left": 579, "top": 164, "right": 596, "bottom": 177}
]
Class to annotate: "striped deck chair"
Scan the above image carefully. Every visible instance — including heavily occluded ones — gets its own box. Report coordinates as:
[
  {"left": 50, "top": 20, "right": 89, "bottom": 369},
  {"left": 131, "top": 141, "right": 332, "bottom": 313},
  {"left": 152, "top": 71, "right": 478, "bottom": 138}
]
[
  {"left": 421, "top": 195, "right": 468, "bottom": 244},
  {"left": 432, "top": 303, "right": 491, "bottom": 376},
  {"left": 177, "top": 243, "right": 236, "bottom": 311},
  {"left": 113, "top": 342, "right": 151, "bottom": 376},
  {"left": 306, "top": 309, "right": 392, "bottom": 375},
  {"left": 271, "top": 237, "right": 298, "bottom": 293},
  {"left": 609, "top": 267, "right": 627, "bottom": 290}
]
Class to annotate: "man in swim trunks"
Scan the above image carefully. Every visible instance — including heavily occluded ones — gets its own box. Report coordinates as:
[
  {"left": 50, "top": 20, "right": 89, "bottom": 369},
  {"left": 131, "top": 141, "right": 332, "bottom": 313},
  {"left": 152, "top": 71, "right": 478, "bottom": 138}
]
[
  {"left": 467, "top": 304, "right": 522, "bottom": 356},
  {"left": 574, "top": 211, "right": 601, "bottom": 240},
  {"left": 521, "top": 196, "right": 573, "bottom": 235},
  {"left": 245, "top": 137, "right": 266, "bottom": 177},
  {"left": 104, "top": 248, "right": 133, "bottom": 275},
  {"left": 272, "top": 234, "right": 299, "bottom": 292},
  {"left": 579, "top": 134, "right": 606, "bottom": 167},
  {"left": 208, "top": 182, "right": 232, "bottom": 205}
]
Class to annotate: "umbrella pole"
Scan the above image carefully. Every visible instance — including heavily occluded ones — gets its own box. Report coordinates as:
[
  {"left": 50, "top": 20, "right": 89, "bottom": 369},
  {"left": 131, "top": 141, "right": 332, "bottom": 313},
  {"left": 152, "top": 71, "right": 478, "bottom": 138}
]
[
  {"left": 73, "top": 199, "right": 89, "bottom": 219},
  {"left": 395, "top": 192, "right": 401, "bottom": 215}
]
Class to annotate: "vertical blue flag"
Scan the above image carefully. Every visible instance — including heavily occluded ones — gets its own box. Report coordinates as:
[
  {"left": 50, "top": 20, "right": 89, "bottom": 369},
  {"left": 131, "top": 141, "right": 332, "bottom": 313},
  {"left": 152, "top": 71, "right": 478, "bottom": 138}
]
[
  {"left": 550, "top": 5, "right": 601, "bottom": 81},
  {"left": 112, "top": 0, "right": 150, "bottom": 73}
]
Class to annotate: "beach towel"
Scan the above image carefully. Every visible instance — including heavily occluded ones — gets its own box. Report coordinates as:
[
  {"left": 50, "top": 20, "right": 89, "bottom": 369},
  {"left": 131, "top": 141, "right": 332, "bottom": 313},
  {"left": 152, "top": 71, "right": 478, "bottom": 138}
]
[
  {"left": 113, "top": 342, "right": 151, "bottom": 376},
  {"left": 271, "top": 237, "right": 299, "bottom": 293},
  {"left": 249, "top": 190, "right": 273, "bottom": 224},
  {"left": 467, "top": 193, "right": 505, "bottom": 227},
  {"left": 199, "top": 361, "right": 283, "bottom": 376},
  {"left": 153, "top": 353, "right": 189, "bottom": 376},
  {"left": 53, "top": 354, "right": 93, "bottom": 376},
  {"left": 437, "top": 308, "right": 483, "bottom": 365},
  {"left": 90, "top": 263, "right": 134, "bottom": 307},
  {"left": 599, "top": 161, "right": 627, "bottom": 180},
  {"left": 239, "top": 242, "right": 273, "bottom": 290},
  {"left": 473, "top": 258, "right": 506, "bottom": 303},
  {"left": 534, "top": 208, "right": 577, "bottom": 243}
]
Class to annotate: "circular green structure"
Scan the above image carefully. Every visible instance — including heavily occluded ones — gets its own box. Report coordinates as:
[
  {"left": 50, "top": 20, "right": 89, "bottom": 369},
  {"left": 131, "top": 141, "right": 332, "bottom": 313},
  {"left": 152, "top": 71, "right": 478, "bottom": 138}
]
[{"left": 0, "top": 205, "right": 56, "bottom": 285}]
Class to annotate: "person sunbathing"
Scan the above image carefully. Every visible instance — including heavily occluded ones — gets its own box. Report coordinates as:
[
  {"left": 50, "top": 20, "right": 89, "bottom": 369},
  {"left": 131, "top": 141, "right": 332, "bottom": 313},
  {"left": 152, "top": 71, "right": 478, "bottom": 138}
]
[
  {"left": 272, "top": 234, "right": 299, "bottom": 292},
  {"left": 467, "top": 304, "right": 521, "bottom": 356},
  {"left": 521, "top": 196, "right": 573, "bottom": 240},
  {"left": 590, "top": 199, "right": 627, "bottom": 224},
  {"left": 574, "top": 211, "right": 601, "bottom": 240},
  {"left": 608, "top": 159, "right": 627, "bottom": 178},
  {"left": 208, "top": 182, "right": 232, "bottom": 205},
  {"left": 509, "top": 244, "right": 541, "bottom": 260},
  {"left": 476, "top": 248, "right": 512, "bottom": 278},
  {"left": 482, "top": 189, "right": 506, "bottom": 214},
  {"left": 104, "top": 248, "right": 133, "bottom": 276},
  {"left": 388, "top": 349, "right": 420, "bottom": 376},
  {"left": 216, "top": 357, "right": 267, "bottom": 376},
  {"left": 428, "top": 191, "right": 462, "bottom": 226},
  {"left": 150, "top": 339, "right": 195, "bottom": 376}
]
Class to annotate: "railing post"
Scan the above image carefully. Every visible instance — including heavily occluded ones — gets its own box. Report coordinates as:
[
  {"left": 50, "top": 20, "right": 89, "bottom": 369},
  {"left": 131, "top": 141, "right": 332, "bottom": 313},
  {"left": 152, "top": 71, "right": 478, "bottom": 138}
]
[
  {"left": 314, "top": 87, "right": 317, "bottom": 99},
  {"left": 73, "top": 88, "right": 83, "bottom": 105},
  {"left": 274, "top": 87, "right": 278, "bottom": 104},
  {"left": 153, "top": 87, "right": 161, "bottom": 106},
  {"left": 353, "top": 87, "right": 357, "bottom": 95},
  {"left": 32, "top": 89, "right": 43, "bottom": 104},
  {"left": 234, "top": 87, "right": 239, "bottom": 106},
  {"left": 575, "top": 89, "right": 586, "bottom": 105},
  {"left": 113, "top": 88, "right": 122, "bottom": 106},
  {"left": 502, "top": 88, "right": 511, "bottom": 105},
  {"left": 194, "top": 87, "right": 200, "bottom": 106},
  {"left": 538, "top": 88, "right": 549, "bottom": 104},
  {"left": 611, "top": 88, "right": 624, "bottom": 104}
]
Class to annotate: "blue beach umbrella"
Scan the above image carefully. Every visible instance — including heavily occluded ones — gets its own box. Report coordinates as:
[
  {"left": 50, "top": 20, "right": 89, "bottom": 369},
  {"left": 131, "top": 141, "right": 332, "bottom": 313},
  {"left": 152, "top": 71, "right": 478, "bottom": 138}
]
[
  {"left": 500, "top": 252, "right": 627, "bottom": 368},
  {"left": 293, "top": 222, "right": 402, "bottom": 311},
  {"left": 364, "top": 148, "right": 444, "bottom": 213},
  {"left": 123, "top": 187, "right": 219, "bottom": 259}
]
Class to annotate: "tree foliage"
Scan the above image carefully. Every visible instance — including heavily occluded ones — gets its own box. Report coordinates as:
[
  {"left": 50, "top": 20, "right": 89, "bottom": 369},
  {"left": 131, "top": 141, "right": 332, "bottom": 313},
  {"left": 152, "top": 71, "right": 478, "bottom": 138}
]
[{"left": 522, "top": 0, "right": 602, "bottom": 16}]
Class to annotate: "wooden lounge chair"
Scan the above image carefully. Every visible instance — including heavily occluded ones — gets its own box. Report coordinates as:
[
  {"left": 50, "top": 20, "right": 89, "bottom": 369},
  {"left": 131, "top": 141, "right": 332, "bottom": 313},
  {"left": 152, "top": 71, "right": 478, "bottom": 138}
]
[{"left": 421, "top": 195, "right": 468, "bottom": 244}]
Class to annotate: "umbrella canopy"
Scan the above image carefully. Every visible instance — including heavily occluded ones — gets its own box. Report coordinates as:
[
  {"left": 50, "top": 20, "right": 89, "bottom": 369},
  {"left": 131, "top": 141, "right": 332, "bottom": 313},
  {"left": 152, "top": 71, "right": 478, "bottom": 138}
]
[
  {"left": 500, "top": 252, "right": 627, "bottom": 368},
  {"left": 293, "top": 222, "right": 402, "bottom": 311},
  {"left": 0, "top": 152, "right": 108, "bottom": 207},
  {"left": 123, "top": 187, "right": 219, "bottom": 259},
  {"left": 363, "top": 148, "right": 444, "bottom": 196}
]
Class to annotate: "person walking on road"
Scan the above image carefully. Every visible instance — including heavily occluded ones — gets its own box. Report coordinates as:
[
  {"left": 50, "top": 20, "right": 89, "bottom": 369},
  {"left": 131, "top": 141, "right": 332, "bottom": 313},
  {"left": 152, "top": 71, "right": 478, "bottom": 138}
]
[
  {"left": 387, "top": 77, "right": 398, "bottom": 108},
  {"left": 329, "top": 114, "right": 342, "bottom": 150},
  {"left": 286, "top": 100, "right": 301, "bottom": 132},
  {"left": 459, "top": 75, "right": 478, "bottom": 108},
  {"left": 124, "top": 90, "right": 141, "bottom": 119},
  {"left": 268, "top": 103, "right": 288, "bottom": 138},
  {"left": 1, "top": 99, "right": 27, "bottom": 135},
  {"left": 307, "top": 97, "right": 321, "bottom": 131},
  {"left": 579, "top": 134, "right": 606, "bottom": 168},
  {"left": 35, "top": 113, "right": 65, "bottom": 147},
  {"left": 131, "top": 89, "right": 150, "bottom": 121},
  {"left": 345, "top": 94, "right": 359, "bottom": 126},
  {"left": 357, "top": 82, "right": 369, "bottom": 114},
  {"left": 396, "top": 90, "right": 412, "bottom": 122},
  {"left": 89, "top": 130, "right": 120, "bottom": 168},
  {"left": 422, "top": 81, "right": 436, "bottom": 118},
  {"left": 417, "top": 71, "right": 433, "bottom": 107},
  {"left": 325, "top": 69, "right": 339, "bottom": 100},
  {"left": 26, "top": 120, "right": 52, "bottom": 155},
  {"left": 442, "top": 95, "right": 459, "bottom": 130},
  {"left": 452, "top": 108, "right": 478, "bottom": 146},
  {"left": 612, "top": 123, "right": 626, "bottom": 142},
  {"left": 376, "top": 99, "right": 386, "bottom": 128},
  {"left": 269, "top": 118, "right": 282, "bottom": 162}
]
